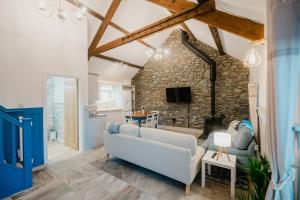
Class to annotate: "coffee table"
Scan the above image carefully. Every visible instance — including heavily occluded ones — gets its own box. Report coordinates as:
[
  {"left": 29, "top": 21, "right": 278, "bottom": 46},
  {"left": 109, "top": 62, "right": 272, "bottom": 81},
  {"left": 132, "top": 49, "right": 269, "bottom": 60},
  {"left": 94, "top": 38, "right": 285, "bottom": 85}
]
[{"left": 201, "top": 150, "right": 236, "bottom": 198}]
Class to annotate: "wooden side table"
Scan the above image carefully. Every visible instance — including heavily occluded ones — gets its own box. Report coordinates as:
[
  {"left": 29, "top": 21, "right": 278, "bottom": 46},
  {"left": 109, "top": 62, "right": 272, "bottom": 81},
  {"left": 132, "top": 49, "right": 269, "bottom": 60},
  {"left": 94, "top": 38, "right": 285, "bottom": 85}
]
[{"left": 201, "top": 150, "right": 237, "bottom": 199}]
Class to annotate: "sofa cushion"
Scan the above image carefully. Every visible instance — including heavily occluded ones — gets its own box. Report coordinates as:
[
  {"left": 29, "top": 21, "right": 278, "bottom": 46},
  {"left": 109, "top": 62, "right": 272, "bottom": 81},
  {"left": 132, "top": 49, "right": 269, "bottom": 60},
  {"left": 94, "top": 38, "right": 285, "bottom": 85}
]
[
  {"left": 140, "top": 128, "right": 197, "bottom": 156},
  {"left": 119, "top": 124, "right": 140, "bottom": 137},
  {"left": 233, "top": 125, "right": 253, "bottom": 150}
]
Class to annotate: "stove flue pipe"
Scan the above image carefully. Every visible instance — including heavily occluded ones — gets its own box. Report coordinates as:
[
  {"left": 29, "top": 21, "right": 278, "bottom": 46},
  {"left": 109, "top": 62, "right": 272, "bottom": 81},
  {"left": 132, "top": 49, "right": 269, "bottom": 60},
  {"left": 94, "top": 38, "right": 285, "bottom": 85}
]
[{"left": 181, "top": 30, "right": 216, "bottom": 116}]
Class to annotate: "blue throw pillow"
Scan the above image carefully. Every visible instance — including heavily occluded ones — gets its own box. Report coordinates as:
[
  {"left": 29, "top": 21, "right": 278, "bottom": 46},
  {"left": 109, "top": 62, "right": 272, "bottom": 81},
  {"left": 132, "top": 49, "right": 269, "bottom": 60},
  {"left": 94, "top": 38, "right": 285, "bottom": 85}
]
[{"left": 107, "top": 122, "right": 122, "bottom": 134}]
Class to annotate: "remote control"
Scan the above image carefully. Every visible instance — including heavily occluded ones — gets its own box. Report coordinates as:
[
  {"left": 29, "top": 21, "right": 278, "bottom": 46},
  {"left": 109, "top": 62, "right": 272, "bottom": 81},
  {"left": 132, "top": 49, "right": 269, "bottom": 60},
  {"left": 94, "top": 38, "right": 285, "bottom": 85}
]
[{"left": 212, "top": 152, "right": 217, "bottom": 159}]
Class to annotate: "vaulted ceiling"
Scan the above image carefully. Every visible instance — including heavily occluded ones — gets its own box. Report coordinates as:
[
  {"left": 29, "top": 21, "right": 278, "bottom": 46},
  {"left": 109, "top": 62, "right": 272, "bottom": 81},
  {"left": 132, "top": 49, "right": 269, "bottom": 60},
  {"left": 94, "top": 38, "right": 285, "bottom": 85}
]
[{"left": 81, "top": 0, "right": 266, "bottom": 82}]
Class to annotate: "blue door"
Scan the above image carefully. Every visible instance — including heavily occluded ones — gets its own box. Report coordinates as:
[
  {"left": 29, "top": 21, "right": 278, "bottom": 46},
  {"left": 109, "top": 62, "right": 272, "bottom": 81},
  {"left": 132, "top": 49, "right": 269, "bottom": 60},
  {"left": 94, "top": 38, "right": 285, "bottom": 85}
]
[{"left": 0, "top": 110, "right": 33, "bottom": 199}]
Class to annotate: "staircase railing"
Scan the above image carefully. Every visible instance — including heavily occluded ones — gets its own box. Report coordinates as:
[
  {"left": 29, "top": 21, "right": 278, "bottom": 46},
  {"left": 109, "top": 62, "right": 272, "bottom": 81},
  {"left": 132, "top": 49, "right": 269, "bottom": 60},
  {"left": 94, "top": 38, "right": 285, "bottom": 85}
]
[{"left": 0, "top": 109, "right": 32, "bottom": 189}]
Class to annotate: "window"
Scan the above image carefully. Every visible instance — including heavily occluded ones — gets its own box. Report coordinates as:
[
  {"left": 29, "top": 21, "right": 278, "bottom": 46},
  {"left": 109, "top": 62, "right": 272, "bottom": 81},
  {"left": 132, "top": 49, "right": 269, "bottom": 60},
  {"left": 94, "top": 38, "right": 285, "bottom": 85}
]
[{"left": 98, "top": 82, "right": 122, "bottom": 110}]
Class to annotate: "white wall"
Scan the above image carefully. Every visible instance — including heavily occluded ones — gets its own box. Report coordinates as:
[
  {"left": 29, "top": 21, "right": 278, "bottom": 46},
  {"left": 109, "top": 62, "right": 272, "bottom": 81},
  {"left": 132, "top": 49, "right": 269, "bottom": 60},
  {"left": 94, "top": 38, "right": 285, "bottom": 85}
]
[
  {"left": 88, "top": 74, "right": 99, "bottom": 105},
  {"left": 98, "top": 110, "right": 125, "bottom": 124},
  {"left": 0, "top": 0, "right": 88, "bottom": 158}
]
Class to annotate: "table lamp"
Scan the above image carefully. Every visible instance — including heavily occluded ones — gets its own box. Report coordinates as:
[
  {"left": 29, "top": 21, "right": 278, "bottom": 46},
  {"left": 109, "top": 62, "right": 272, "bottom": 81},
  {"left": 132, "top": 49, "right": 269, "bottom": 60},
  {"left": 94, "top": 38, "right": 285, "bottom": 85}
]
[{"left": 214, "top": 132, "right": 231, "bottom": 161}]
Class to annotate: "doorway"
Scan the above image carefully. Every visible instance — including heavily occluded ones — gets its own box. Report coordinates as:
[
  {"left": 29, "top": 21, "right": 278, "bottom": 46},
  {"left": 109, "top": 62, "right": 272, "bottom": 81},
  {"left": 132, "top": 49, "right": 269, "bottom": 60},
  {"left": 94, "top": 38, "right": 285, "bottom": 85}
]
[{"left": 46, "top": 76, "right": 79, "bottom": 163}]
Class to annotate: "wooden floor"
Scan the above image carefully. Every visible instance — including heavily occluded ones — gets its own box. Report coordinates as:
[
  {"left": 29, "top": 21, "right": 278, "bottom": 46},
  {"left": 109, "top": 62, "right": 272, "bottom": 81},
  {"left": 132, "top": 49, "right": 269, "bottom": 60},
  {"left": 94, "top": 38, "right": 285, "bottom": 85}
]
[
  {"left": 48, "top": 141, "right": 80, "bottom": 164},
  {"left": 10, "top": 146, "right": 237, "bottom": 200}
]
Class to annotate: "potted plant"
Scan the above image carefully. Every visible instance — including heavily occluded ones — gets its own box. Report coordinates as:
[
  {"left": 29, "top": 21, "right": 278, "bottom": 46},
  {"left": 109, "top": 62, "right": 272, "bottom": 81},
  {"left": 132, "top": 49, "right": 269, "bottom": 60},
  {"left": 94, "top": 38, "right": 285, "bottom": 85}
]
[{"left": 238, "top": 156, "right": 272, "bottom": 200}]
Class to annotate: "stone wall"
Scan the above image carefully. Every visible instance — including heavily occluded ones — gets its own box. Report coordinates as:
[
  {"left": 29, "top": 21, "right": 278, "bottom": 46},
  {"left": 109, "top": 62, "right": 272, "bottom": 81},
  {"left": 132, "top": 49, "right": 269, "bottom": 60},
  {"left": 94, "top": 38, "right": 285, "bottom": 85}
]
[{"left": 132, "top": 30, "right": 249, "bottom": 129}]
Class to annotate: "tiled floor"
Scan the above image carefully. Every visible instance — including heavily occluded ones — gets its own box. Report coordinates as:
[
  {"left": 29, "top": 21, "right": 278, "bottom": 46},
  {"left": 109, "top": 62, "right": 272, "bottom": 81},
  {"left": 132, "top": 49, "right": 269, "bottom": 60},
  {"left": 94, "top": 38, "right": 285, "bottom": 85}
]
[
  {"left": 12, "top": 146, "right": 239, "bottom": 200},
  {"left": 48, "top": 141, "right": 80, "bottom": 164}
]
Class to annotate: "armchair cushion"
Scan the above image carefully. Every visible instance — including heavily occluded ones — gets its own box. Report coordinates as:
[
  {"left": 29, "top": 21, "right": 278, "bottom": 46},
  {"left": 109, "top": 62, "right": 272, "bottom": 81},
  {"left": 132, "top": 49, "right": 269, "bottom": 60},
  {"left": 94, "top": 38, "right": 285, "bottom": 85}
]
[{"left": 233, "top": 124, "right": 253, "bottom": 150}]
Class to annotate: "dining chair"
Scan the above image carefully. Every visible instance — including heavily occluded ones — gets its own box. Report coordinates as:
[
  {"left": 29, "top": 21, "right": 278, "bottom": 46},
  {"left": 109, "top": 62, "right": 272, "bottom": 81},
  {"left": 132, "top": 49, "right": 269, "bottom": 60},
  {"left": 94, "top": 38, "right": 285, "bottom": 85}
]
[
  {"left": 151, "top": 111, "right": 159, "bottom": 128},
  {"left": 124, "top": 111, "right": 134, "bottom": 123},
  {"left": 142, "top": 113, "right": 154, "bottom": 128}
]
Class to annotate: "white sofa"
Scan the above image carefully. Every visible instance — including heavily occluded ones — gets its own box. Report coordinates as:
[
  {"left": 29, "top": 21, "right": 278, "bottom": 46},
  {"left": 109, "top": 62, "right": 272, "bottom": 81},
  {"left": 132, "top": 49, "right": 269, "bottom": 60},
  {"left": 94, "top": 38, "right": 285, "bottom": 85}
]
[{"left": 103, "top": 124, "right": 205, "bottom": 194}]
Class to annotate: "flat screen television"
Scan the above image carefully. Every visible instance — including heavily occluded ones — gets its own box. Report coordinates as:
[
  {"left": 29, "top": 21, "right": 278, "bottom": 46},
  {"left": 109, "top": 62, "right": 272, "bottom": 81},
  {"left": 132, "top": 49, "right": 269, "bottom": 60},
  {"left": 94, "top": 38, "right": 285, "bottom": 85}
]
[{"left": 166, "top": 87, "right": 191, "bottom": 103}]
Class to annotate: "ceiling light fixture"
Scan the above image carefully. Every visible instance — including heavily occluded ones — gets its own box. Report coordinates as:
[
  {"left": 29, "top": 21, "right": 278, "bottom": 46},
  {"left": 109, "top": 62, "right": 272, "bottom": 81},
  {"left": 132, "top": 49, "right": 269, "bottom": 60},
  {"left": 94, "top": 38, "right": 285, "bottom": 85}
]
[
  {"left": 146, "top": 47, "right": 171, "bottom": 61},
  {"left": 34, "top": 0, "right": 86, "bottom": 23},
  {"left": 114, "top": 62, "right": 128, "bottom": 70}
]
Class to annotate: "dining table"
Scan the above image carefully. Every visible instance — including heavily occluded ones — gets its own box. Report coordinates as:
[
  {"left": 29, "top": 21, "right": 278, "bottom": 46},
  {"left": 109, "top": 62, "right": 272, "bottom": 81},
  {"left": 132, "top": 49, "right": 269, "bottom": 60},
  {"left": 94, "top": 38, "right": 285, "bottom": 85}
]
[{"left": 125, "top": 112, "right": 150, "bottom": 127}]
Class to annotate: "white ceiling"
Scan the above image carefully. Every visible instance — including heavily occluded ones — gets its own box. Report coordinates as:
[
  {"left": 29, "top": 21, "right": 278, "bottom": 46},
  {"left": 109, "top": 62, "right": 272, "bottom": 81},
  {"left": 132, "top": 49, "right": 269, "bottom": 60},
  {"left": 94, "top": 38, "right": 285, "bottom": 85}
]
[
  {"left": 89, "top": 57, "right": 140, "bottom": 83},
  {"left": 84, "top": 0, "right": 266, "bottom": 83}
]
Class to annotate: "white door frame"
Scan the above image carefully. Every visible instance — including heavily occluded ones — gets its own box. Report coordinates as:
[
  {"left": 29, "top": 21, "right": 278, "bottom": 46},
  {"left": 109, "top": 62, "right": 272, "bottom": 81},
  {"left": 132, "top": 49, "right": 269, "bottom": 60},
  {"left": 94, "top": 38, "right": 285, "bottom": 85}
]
[{"left": 42, "top": 72, "right": 82, "bottom": 164}]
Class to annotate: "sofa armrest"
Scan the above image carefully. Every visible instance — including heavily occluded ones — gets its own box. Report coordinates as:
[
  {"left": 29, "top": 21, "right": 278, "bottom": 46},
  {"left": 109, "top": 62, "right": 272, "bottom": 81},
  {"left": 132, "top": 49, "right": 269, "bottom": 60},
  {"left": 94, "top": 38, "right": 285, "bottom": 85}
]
[{"left": 189, "top": 146, "right": 205, "bottom": 183}]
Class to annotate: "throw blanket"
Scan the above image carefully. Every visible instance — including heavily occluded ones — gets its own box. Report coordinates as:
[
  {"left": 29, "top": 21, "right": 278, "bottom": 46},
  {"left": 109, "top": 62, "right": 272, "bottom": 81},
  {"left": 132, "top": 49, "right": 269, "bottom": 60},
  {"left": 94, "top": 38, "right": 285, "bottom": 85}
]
[{"left": 107, "top": 122, "right": 123, "bottom": 134}]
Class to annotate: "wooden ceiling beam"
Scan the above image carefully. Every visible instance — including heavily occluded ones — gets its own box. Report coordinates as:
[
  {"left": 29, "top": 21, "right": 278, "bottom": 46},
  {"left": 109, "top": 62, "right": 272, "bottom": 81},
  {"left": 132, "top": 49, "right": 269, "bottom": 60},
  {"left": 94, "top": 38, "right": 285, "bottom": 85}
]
[
  {"left": 208, "top": 26, "right": 224, "bottom": 55},
  {"left": 66, "top": 0, "right": 155, "bottom": 50},
  {"left": 88, "top": 0, "right": 121, "bottom": 54},
  {"left": 180, "top": 23, "right": 196, "bottom": 41},
  {"left": 171, "top": 8, "right": 224, "bottom": 55},
  {"left": 95, "top": 55, "right": 143, "bottom": 69},
  {"left": 147, "top": 0, "right": 264, "bottom": 41},
  {"left": 89, "top": 0, "right": 215, "bottom": 56},
  {"left": 168, "top": 10, "right": 196, "bottom": 41}
]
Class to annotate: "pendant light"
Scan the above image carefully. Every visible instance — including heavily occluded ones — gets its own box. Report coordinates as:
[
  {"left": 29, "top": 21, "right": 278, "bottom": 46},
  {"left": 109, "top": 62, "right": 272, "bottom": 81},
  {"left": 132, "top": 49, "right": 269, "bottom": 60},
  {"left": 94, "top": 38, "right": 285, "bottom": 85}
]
[
  {"left": 146, "top": 47, "right": 171, "bottom": 61},
  {"left": 34, "top": 0, "right": 55, "bottom": 17},
  {"left": 57, "top": 0, "right": 67, "bottom": 21},
  {"left": 35, "top": 0, "right": 53, "bottom": 11},
  {"left": 34, "top": 0, "right": 86, "bottom": 23},
  {"left": 243, "top": 45, "right": 262, "bottom": 68},
  {"left": 243, "top": 40, "right": 265, "bottom": 68},
  {"left": 71, "top": 0, "right": 87, "bottom": 23}
]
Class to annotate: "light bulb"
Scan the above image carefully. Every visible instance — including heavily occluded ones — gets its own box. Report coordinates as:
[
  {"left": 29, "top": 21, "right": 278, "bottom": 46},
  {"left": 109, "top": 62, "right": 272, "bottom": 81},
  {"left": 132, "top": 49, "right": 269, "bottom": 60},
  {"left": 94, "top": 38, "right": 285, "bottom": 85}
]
[
  {"left": 57, "top": 8, "right": 67, "bottom": 21},
  {"left": 71, "top": 7, "right": 87, "bottom": 23},
  {"left": 163, "top": 47, "right": 170, "bottom": 56},
  {"left": 146, "top": 49, "right": 155, "bottom": 58},
  {"left": 75, "top": 11, "right": 84, "bottom": 20},
  {"left": 81, "top": 7, "right": 87, "bottom": 15},
  {"left": 35, "top": 0, "right": 53, "bottom": 12},
  {"left": 123, "top": 64, "right": 127, "bottom": 70},
  {"left": 157, "top": 48, "right": 163, "bottom": 53},
  {"left": 38, "top": 0, "right": 47, "bottom": 11},
  {"left": 248, "top": 52, "right": 256, "bottom": 65}
]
